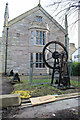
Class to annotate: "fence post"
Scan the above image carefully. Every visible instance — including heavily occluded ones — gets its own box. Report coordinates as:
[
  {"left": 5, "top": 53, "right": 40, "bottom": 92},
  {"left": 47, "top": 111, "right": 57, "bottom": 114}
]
[
  {"left": 69, "top": 61, "right": 72, "bottom": 78},
  {"left": 29, "top": 61, "right": 32, "bottom": 85}
]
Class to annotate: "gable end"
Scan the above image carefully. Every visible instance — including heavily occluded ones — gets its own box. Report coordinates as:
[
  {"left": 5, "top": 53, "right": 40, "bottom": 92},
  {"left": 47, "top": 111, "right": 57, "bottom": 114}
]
[{"left": 8, "top": 5, "right": 66, "bottom": 34}]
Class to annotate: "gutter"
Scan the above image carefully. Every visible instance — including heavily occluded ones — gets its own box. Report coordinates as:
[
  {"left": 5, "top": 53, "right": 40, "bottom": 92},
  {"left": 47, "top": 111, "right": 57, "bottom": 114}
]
[{"left": 5, "top": 27, "right": 9, "bottom": 75}]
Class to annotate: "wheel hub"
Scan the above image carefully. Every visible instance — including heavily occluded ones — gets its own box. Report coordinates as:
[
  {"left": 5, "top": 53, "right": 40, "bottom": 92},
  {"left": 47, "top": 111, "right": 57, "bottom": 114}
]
[{"left": 52, "top": 51, "right": 60, "bottom": 59}]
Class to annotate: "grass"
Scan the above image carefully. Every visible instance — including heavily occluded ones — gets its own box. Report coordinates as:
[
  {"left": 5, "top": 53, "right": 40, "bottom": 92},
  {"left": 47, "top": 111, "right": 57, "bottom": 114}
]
[
  {"left": 9, "top": 75, "right": 80, "bottom": 98},
  {"left": 70, "top": 80, "right": 80, "bottom": 89}
]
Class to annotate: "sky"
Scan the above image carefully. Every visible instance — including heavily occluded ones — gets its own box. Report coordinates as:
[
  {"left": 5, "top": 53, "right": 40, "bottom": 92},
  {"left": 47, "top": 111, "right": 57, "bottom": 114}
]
[{"left": 0, "top": 0, "right": 78, "bottom": 48}]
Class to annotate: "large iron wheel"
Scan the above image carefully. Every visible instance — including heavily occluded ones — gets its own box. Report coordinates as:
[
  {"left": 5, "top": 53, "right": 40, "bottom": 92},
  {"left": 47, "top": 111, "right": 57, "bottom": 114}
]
[{"left": 42, "top": 41, "right": 68, "bottom": 69}]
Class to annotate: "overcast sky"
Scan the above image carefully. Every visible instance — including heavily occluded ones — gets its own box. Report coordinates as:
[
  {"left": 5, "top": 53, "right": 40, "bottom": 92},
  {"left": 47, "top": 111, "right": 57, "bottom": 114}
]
[{"left": 0, "top": 0, "right": 78, "bottom": 48}]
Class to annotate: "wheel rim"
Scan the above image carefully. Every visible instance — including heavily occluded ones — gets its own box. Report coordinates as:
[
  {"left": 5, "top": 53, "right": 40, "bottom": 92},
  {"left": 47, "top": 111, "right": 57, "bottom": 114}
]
[{"left": 43, "top": 41, "right": 68, "bottom": 69}]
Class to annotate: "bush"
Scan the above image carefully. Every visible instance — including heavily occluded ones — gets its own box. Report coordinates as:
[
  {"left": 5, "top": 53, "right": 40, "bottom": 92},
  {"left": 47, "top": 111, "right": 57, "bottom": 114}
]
[{"left": 72, "top": 62, "right": 80, "bottom": 76}]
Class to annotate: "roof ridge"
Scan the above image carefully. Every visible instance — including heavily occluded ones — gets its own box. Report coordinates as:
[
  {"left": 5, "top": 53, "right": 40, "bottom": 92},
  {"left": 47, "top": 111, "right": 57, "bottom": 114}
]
[
  {"left": 8, "top": 4, "right": 66, "bottom": 33},
  {"left": 39, "top": 6, "right": 66, "bottom": 33},
  {"left": 72, "top": 47, "right": 80, "bottom": 55},
  {"left": 8, "top": 5, "right": 39, "bottom": 24}
]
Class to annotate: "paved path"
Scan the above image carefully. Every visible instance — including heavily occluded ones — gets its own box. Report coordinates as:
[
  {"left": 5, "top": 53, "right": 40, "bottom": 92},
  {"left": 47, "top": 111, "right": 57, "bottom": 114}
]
[
  {"left": 14, "top": 97, "right": 79, "bottom": 118},
  {"left": 0, "top": 74, "right": 13, "bottom": 95},
  {"left": 0, "top": 74, "right": 13, "bottom": 119}
]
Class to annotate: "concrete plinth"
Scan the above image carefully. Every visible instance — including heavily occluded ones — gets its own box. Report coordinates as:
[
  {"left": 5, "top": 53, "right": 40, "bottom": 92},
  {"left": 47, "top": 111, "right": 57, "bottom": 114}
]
[{"left": 0, "top": 94, "right": 21, "bottom": 108}]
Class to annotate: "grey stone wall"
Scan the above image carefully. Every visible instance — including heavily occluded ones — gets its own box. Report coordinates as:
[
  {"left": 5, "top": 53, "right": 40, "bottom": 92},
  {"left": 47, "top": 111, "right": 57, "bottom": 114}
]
[
  {"left": 78, "top": 4, "right": 80, "bottom": 48},
  {"left": 6, "top": 7, "right": 65, "bottom": 75},
  {"left": 0, "top": 37, "right": 2, "bottom": 73}
]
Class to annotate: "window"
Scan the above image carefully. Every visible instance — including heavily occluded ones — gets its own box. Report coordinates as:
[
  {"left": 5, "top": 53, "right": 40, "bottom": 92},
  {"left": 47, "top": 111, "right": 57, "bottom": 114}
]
[
  {"left": 36, "top": 31, "right": 39, "bottom": 44},
  {"left": 36, "top": 31, "right": 46, "bottom": 45},
  {"left": 16, "top": 33, "right": 20, "bottom": 37},
  {"left": 36, "top": 16, "right": 42, "bottom": 22},
  {"left": 31, "top": 53, "right": 33, "bottom": 62},
  {"left": 36, "top": 53, "right": 38, "bottom": 68},
  {"left": 40, "top": 31, "right": 42, "bottom": 45},
  {"left": 31, "top": 31, "right": 34, "bottom": 45},
  {"left": 74, "top": 55, "right": 76, "bottom": 59},
  {"left": 43, "top": 32, "right": 46, "bottom": 45},
  {"left": 77, "top": 55, "right": 79, "bottom": 58},
  {"left": 36, "top": 53, "right": 45, "bottom": 68}
]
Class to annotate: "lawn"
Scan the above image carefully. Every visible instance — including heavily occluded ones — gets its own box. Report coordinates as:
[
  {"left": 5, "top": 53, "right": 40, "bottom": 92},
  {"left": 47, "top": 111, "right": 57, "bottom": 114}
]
[{"left": 9, "top": 75, "right": 80, "bottom": 98}]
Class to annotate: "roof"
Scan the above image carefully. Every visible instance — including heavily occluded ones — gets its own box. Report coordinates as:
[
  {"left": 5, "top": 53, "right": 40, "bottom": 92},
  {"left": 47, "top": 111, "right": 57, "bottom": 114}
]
[
  {"left": 72, "top": 47, "right": 80, "bottom": 55},
  {"left": 8, "top": 4, "right": 66, "bottom": 34}
]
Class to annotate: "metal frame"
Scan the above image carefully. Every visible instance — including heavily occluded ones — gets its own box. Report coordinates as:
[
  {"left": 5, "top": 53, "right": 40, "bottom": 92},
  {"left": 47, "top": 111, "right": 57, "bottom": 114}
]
[{"left": 42, "top": 41, "right": 71, "bottom": 87}]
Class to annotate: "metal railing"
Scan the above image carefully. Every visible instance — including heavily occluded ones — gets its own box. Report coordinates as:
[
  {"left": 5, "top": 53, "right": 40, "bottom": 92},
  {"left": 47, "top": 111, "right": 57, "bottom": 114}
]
[{"left": 29, "top": 61, "right": 72, "bottom": 85}]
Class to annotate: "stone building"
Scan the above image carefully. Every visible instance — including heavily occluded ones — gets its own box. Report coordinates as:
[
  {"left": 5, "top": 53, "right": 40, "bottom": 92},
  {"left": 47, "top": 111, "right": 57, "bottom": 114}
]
[
  {"left": 0, "top": 37, "right": 2, "bottom": 73},
  {"left": 72, "top": 47, "right": 80, "bottom": 63},
  {"left": 2, "top": 3, "right": 67, "bottom": 75},
  {"left": 69, "top": 43, "right": 76, "bottom": 60},
  {"left": 71, "top": 2, "right": 80, "bottom": 63},
  {"left": 78, "top": 1, "right": 80, "bottom": 48}
]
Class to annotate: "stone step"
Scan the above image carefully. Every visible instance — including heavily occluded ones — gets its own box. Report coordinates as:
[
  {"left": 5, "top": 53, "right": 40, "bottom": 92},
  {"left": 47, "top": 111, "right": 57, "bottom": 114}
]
[{"left": 0, "top": 93, "right": 21, "bottom": 108}]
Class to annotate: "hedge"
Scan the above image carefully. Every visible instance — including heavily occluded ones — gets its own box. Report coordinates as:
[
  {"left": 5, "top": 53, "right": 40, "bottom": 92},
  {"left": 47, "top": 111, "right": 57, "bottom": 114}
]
[{"left": 72, "top": 62, "right": 80, "bottom": 76}]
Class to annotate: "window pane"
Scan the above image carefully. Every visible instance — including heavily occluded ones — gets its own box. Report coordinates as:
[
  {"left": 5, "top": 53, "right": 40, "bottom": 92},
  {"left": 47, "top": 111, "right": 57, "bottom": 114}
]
[
  {"left": 36, "top": 53, "right": 38, "bottom": 67},
  {"left": 31, "top": 31, "right": 33, "bottom": 38},
  {"left": 36, "top": 31, "right": 46, "bottom": 45},
  {"left": 36, "top": 38, "right": 38, "bottom": 44},
  {"left": 36, "top": 53, "right": 45, "bottom": 68},
  {"left": 31, "top": 53, "right": 33, "bottom": 62},
  {"left": 31, "top": 38, "right": 34, "bottom": 45},
  {"left": 43, "top": 32, "right": 45, "bottom": 45},
  {"left": 43, "top": 32, "right": 45, "bottom": 38},
  {"left": 40, "top": 31, "right": 42, "bottom": 45},
  {"left": 31, "top": 53, "right": 33, "bottom": 68},
  {"left": 36, "top": 31, "right": 39, "bottom": 44},
  {"left": 39, "top": 53, "right": 42, "bottom": 68},
  {"left": 43, "top": 39, "right": 45, "bottom": 45},
  {"left": 36, "top": 31, "right": 38, "bottom": 37},
  {"left": 36, "top": 16, "right": 42, "bottom": 22}
]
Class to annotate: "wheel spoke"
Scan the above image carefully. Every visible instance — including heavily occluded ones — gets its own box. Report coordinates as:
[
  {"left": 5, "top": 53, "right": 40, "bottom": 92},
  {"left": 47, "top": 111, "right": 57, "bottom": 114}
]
[
  {"left": 46, "top": 48, "right": 53, "bottom": 53},
  {"left": 54, "top": 43, "right": 56, "bottom": 62},
  {"left": 55, "top": 43, "right": 56, "bottom": 52},
  {"left": 43, "top": 41, "right": 68, "bottom": 69},
  {"left": 46, "top": 56, "right": 53, "bottom": 61}
]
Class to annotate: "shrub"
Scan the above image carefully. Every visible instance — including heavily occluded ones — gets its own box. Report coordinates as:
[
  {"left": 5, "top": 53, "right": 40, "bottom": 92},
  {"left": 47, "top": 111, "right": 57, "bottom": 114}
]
[
  {"left": 72, "top": 62, "right": 80, "bottom": 76},
  {"left": 12, "top": 90, "right": 34, "bottom": 99}
]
